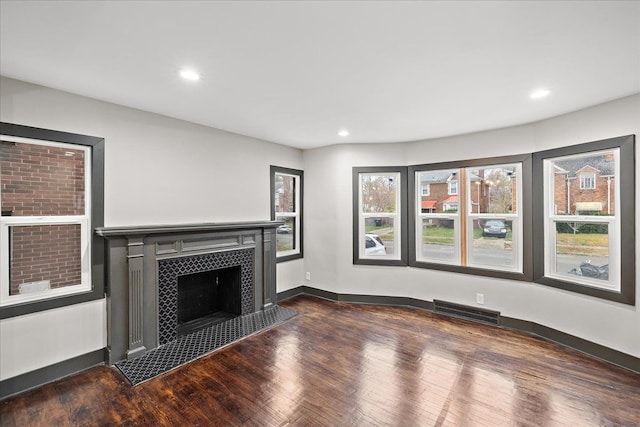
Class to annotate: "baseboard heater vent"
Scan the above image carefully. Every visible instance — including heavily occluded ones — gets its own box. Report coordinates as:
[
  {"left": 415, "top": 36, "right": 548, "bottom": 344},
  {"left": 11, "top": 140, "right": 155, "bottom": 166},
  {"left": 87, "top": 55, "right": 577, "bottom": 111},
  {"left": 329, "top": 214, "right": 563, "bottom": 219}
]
[{"left": 433, "top": 300, "right": 500, "bottom": 326}]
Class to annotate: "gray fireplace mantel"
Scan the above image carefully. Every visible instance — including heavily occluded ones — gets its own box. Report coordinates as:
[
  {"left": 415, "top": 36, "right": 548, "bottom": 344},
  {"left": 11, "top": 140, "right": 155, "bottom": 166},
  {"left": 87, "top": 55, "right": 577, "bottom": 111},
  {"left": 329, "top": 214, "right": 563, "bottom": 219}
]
[{"left": 97, "top": 221, "right": 280, "bottom": 365}]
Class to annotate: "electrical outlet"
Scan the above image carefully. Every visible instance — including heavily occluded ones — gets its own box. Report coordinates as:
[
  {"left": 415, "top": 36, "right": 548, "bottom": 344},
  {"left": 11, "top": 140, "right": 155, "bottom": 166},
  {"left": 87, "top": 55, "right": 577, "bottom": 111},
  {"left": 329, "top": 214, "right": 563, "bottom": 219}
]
[
  {"left": 305, "top": 272, "right": 311, "bottom": 281},
  {"left": 476, "top": 293, "right": 485, "bottom": 305}
]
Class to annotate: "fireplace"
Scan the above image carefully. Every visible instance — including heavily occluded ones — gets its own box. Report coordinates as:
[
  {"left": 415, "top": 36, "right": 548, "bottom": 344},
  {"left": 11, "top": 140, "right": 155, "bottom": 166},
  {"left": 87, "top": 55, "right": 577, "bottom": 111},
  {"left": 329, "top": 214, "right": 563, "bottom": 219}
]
[
  {"left": 96, "top": 221, "right": 279, "bottom": 364},
  {"left": 157, "top": 247, "right": 255, "bottom": 344},
  {"left": 177, "top": 266, "right": 241, "bottom": 336}
]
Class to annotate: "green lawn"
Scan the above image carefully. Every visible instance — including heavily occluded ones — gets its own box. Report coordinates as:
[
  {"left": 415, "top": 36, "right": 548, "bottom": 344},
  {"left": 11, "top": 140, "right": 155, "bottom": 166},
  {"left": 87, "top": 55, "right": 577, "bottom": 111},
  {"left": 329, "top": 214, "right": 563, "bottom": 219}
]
[
  {"left": 556, "top": 233, "right": 608, "bottom": 256},
  {"left": 365, "top": 225, "right": 394, "bottom": 241},
  {"left": 421, "top": 227, "right": 512, "bottom": 244},
  {"left": 420, "top": 227, "right": 607, "bottom": 256}
]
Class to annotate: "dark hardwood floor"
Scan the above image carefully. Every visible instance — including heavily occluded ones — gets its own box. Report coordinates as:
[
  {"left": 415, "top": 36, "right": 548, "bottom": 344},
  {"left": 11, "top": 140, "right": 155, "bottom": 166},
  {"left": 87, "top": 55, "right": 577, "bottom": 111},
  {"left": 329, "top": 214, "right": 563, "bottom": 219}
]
[{"left": 2, "top": 295, "right": 639, "bottom": 426}]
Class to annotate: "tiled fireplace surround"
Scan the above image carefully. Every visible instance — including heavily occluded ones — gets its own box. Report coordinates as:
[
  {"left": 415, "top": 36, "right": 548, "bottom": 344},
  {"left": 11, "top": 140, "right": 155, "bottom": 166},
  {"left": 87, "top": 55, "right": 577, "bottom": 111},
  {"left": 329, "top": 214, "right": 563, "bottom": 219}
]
[{"left": 96, "top": 222, "right": 279, "bottom": 365}]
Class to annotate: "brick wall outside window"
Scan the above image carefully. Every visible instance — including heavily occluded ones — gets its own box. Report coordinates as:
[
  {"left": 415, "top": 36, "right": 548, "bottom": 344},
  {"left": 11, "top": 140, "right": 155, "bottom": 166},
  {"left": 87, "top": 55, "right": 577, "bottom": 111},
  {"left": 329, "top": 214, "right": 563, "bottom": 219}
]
[
  {"left": 1, "top": 141, "right": 85, "bottom": 294},
  {"left": 1, "top": 141, "right": 85, "bottom": 216},
  {"left": 9, "top": 224, "right": 81, "bottom": 295}
]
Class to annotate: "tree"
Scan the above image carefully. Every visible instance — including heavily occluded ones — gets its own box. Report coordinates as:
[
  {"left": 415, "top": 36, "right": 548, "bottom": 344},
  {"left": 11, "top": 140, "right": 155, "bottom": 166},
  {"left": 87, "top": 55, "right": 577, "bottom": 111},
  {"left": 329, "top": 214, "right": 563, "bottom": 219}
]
[
  {"left": 485, "top": 169, "right": 514, "bottom": 213},
  {"left": 361, "top": 175, "right": 396, "bottom": 213}
]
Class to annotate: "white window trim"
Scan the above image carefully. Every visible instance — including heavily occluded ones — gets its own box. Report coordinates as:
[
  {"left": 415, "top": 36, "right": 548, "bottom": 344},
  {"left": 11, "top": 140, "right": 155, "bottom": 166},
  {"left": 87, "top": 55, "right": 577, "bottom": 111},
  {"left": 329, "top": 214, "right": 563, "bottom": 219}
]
[
  {"left": 359, "top": 172, "right": 401, "bottom": 260},
  {"left": 274, "top": 172, "right": 300, "bottom": 258},
  {"left": 448, "top": 180, "right": 458, "bottom": 195},
  {"left": 415, "top": 171, "right": 460, "bottom": 265},
  {"left": 579, "top": 172, "right": 596, "bottom": 190},
  {"left": 543, "top": 150, "right": 620, "bottom": 291},
  {"left": 466, "top": 163, "right": 523, "bottom": 273},
  {"left": 0, "top": 135, "right": 92, "bottom": 306}
]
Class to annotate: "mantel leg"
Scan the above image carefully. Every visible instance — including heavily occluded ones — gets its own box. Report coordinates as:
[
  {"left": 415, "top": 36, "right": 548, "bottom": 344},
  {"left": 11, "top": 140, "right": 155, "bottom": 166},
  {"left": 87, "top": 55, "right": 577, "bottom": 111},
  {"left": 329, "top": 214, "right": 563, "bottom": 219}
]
[{"left": 126, "top": 236, "right": 146, "bottom": 360}]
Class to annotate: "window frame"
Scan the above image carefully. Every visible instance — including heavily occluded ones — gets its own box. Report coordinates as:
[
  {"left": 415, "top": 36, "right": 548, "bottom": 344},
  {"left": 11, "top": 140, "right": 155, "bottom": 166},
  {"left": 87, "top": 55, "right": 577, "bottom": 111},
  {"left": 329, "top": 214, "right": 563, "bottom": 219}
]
[
  {"left": 579, "top": 171, "right": 596, "bottom": 190},
  {"left": 270, "top": 165, "right": 303, "bottom": 263},
  {"left": 0, "top": 122, "right": 104, "bottom": 319},
  {"left": 352, "top": 166, "right": 408, "bottom": 266},
  {"left": 465, "top": 162, "right": 524, "bottom": 273},
  {"left": 532, "top": 135, "right": 635, "bottom": 305},
  {"left": 408, "top": 154, "right": 533, "bottom": 282},
  {"left": 414, "top": 167, "right": 461, "bottom": 266},
  {"left": 448, "top": 180, "right": 458, "bottom": 195}
]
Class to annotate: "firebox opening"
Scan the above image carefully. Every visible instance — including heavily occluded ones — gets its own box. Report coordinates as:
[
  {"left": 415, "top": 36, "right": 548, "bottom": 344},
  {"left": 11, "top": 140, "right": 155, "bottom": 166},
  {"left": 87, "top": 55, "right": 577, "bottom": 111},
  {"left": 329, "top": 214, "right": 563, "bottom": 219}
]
[{"left": 177, "top": 265, "right": 242, "bottom": 336}]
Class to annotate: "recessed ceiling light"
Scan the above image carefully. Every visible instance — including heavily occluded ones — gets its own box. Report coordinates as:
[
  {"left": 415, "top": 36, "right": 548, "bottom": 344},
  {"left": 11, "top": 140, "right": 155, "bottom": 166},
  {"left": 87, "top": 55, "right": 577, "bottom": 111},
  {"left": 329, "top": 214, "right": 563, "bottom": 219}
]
[
  {"left": 179, "top": 69, "right": 200, "bottom": 81},
  {"left": 338, "top": 130, "right": 349, "bottom": 137},
  {"left": 530, "top": 88, "right": 551, "bottom": 99}
]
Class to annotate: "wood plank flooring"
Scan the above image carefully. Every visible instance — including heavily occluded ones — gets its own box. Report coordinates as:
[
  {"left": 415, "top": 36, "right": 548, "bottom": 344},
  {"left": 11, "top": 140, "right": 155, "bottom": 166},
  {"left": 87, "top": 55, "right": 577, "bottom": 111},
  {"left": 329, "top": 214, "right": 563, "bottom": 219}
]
[{"left": 1, "top": 295, "right": 639, "bottom": 426}]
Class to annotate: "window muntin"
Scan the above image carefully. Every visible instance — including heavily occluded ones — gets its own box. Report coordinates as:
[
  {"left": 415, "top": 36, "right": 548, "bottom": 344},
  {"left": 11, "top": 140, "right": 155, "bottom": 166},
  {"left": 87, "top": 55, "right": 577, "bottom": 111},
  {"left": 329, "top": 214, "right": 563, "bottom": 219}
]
[
  {"left": 272, "top": 168, "right": 303, "bottom": 261},
  {"left": 358, "top": 172, "right": 401, "bottom": 260},
  {"left": 543, "top": 149, "right": 619, "bottom": 291},
  {"left": 0, "top": 136, "right": 92, "bottom": 306}
]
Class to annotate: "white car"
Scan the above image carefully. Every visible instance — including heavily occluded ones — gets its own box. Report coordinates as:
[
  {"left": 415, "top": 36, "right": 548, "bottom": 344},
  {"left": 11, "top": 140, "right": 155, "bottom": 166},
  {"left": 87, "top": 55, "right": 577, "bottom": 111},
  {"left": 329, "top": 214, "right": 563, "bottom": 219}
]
[
  {"left": 365, "top": 233, "right": 386, "bottom": 255},
  {"left": 277, "top": 224, "right": 292, "bottom": 233}
]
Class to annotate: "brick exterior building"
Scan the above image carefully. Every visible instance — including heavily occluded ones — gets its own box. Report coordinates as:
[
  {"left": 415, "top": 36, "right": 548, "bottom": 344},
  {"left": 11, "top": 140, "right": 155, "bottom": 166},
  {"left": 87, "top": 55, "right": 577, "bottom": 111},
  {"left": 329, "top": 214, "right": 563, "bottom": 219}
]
[
  {"left": 0, "top": 140, "right": 85, "bottom": 295},
  {"left": 553, "top": 154, "right": 615, "bottom": 215}
]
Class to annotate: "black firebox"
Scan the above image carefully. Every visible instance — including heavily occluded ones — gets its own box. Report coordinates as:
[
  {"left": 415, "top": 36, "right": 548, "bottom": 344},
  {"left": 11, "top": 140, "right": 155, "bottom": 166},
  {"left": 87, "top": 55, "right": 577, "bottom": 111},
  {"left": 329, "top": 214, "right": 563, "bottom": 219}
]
[{"left": 176, "top": 265, "right": 241, "bottom": 336}]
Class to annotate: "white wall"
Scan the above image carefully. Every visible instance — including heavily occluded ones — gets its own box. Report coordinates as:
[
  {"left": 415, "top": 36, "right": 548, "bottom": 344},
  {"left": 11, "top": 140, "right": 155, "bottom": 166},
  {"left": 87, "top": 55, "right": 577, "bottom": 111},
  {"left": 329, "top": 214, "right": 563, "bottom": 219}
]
[
  {"left": 0, "top": 76, "right": 304, "bottom": 380},
  {"left": 303, "top": 94, "right": 640, "bottom": 358},
  {"left": 1, "top": 75, "right": 637, "bottom": 383}
]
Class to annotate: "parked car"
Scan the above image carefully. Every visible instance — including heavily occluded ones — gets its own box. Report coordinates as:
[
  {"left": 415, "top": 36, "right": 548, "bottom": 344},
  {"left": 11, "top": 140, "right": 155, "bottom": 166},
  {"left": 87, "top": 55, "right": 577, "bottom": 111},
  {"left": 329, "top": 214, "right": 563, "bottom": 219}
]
[
  {"left": 365, "top": 233, "right": 386, "bottom": 255},
  {"left": 277, "top": 224, "right": 292, "bottom": 234},
  {"left": 568, "top": 260, "right": 609, "bottom": 280},
  {"left": 482, "top": 220, "right": 507, "bottom": 238}
]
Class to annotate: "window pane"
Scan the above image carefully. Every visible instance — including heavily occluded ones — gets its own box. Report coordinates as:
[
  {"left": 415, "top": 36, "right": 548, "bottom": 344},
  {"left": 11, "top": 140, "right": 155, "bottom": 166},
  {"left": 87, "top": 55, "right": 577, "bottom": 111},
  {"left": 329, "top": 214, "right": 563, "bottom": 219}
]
[
  {"left": 361, "top": 174, "right": 397, "bottom": 213},
  {"left": 275, "top": 216, "right": 296, "bottom": 252},
  {"left": 468, "top": 219, "right": 515, "bottom": 269},
  {"left": 548, "top": 150, "right": 616, "bottom": 216},
  {"left": 417, "top": 169, "right": 459, "bottom": 214},
  {"left": 554, "top": 221, "right": 609, "bottom": 284},
  {"left": 468, "top": 166, "right": 518, "bottom": 214},
  {"left": 364, "top": 217, "right": 394, "bottom": 256},
  {"left": 274, "top": 173, "right": 296, "bottom": 213},
  {"left": 1, "top": 141, "right": 86, "bottom": 216},
  {"left": 419, "top": 218, "right": 457, "bottom": 262},
  {"left": 9, "top": 224, "right": 82, "bottom": 295}
]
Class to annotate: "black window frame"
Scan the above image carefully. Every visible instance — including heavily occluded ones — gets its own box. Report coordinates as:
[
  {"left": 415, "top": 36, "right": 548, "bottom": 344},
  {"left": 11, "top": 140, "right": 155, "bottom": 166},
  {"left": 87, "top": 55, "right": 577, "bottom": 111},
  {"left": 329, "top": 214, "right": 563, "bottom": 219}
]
[
  {"left": 532, "top": 134, "right": 635, "bottom": 305},
  {"left": 352, "top": 166, "right": 408, "bottom": 266},
  {"left": 0, "top": 122, "right": 105, "bottom": 319},
  {"left": 270, "top": 165, "right": 304, "bottom": 263},
  {"left": 408, "top": 154, "right": 533, "bottom": 282}
]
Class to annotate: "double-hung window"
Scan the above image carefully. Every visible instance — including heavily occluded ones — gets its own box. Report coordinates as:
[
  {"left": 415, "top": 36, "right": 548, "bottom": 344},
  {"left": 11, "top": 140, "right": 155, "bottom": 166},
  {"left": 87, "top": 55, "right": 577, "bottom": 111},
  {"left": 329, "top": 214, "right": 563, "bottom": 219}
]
[
  {"left": 410, "top": 155, "right": 531, "bottom": 281},
  {"left": 271, "top": 166, "right": 303, "bottom": 262},
  {"left": 533, "top": 135, "right": 634, "bottom": 304},
  {"left": 353, "top": 167, "right": 407, "bottom": 265},
  {"left": 0, "top": 122, "right": 104, "bottom": 317},
  {"left": 414, "top": 168, "right": 461, "bottom": 265},
  {"left": 466, "top": 163, "right": 523, "bottom": 272}
]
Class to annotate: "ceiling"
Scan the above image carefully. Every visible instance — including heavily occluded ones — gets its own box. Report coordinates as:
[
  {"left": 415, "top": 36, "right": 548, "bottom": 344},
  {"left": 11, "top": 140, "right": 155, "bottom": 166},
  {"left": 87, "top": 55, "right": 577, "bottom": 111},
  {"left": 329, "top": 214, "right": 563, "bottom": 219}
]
[{"left": 1, "top": 1, "right": 639, "bottom": 149}]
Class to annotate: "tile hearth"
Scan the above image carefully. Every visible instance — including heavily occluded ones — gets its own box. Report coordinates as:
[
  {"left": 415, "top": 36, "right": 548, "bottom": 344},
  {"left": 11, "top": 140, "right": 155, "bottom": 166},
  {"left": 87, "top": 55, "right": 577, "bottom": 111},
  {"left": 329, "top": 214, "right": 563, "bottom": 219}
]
[{"left": 115, "top": 305, "right": 296, "bottom": 385}]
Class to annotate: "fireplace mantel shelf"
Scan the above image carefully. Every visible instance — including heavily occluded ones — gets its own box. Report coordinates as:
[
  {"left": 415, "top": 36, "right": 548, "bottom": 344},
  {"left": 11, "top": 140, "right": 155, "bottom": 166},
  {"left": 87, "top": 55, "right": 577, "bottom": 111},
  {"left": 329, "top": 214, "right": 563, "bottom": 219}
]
[{"left": 95, "top": 220, "right": 282, "bottom": 238}]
